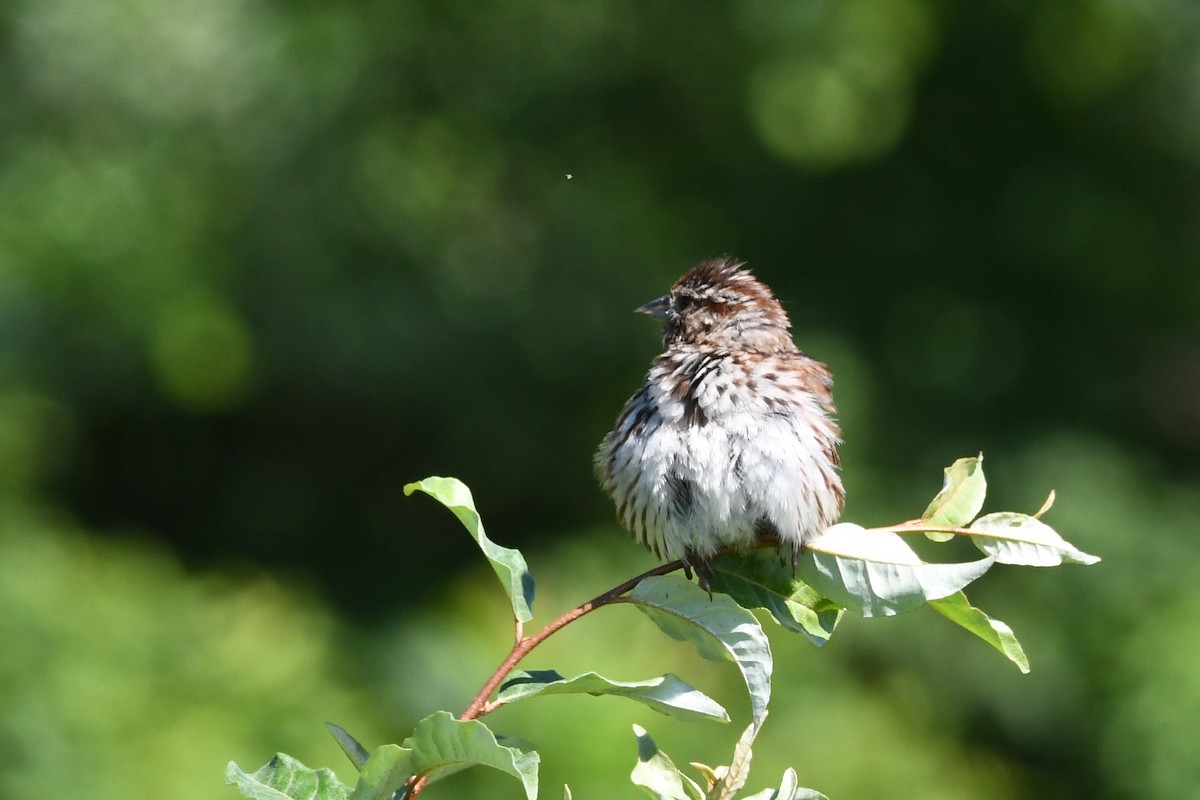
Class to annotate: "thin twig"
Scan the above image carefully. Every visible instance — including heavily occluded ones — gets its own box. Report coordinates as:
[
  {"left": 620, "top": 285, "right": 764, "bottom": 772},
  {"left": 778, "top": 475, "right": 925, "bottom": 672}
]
[
  {"left": 405, "top": 559, "right": 684, "bottom": 798},
  {"left": 866, "top": 520, "right": 976, "bottom": 537},
  {"left": 460, "top": 559, "right": 682, "bottom": 721}
]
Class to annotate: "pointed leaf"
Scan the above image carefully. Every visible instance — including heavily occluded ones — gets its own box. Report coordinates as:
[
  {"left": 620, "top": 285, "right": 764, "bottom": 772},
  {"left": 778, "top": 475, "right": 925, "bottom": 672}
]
[
  {"left": 709, "top": 552, "right": 842, "bottom": 646},
  {"left": 928, "top": 592, "right": 1030, "bottom": 673},
  {"left": 800, "top": 523, "right": 996, "bottom": 617},
  {"left": 226, "top": 754, "right": 350, "bottom": 800},
  {"left": 563, "top": 785, "right": 573, "bottom": 800},
  {"left": 405, "top": 477, "right": 535, "bottom": 622},
  {"left": 688, "top": 761, "right": 723, "bottom": 792},
  {"left": 1033, "top": 489, "right": 1056, "bottom": 518},
  {"left": 624, "top": 575, "right": 772, "bottom": 729},
  {"left": 326, "top": 723, "right": 370, "bottom": 772},
  {"left": 348, "top": 745, "right": 412, "bottom": 800},
  {"left": 922, "top": 456, "right": 987, "bottom": 541},
  {"left": 969, "top": 512, "right": 1101, "bottom": 566},
  {"left": 630, "top": 725, "right": 704, "bottom": 800},
  {"left": 496, "top": 669, "right": 729, "bottom": 722},
  {"left": 403, "top": 711, "right": 539, "bottom": 800}
]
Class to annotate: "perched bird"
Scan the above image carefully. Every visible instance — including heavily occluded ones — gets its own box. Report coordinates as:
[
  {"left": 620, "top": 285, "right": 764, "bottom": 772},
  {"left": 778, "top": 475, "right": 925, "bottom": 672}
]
[{"left": 595, "top": 257, "right": 844, "bottom": 584}]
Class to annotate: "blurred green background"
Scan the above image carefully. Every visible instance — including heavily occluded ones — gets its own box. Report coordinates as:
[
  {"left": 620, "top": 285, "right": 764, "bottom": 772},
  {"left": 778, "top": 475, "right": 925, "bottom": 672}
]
[{"left": 2, "top": 0, "right": 1199, "bottom": 797}]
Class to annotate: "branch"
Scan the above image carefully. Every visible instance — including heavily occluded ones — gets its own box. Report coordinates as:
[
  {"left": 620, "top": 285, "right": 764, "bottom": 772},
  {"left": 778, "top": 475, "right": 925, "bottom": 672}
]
[
  {"left": 405, "top": 559, "right": 684, "bottom": 799},
  {"left": 406, "top": 523, "right": 974, "bottom": 796},
  {"left": 461, "top": 559, "right": 683, "bottom": 720}
]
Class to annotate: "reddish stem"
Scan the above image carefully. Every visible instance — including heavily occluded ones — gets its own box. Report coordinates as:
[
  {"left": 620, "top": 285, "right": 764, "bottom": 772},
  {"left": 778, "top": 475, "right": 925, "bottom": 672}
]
[
  {"left": 404, "top": 559, "right": 683, "bottom": 798},
  {"left": 867, "top": 520, "right": 976, "bottom": 536}
]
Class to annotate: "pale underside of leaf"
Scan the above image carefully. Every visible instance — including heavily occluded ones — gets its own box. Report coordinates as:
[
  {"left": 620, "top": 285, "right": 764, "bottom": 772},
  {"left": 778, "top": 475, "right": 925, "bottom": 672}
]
[
  {"left": 624, "top": 575, "right": 773, "bottom": 729},
  {"left": 740, "top": 767, "right": 830, "bottom": 800},
  {"left": 630, "top": 724, "right": 705, "bottom": 800},
  {"left": 801, "top": 523, "right": 996, "bottom": 617},
  {"left": 496, "top": 669, "right": 729, "bottom": 722},
  {"left": 711, "top": 720, "right": 761, "bottom": 800},
  {"left": 401, "top": 711, "right": 539, "bottom": 800},
  {"left": 969, "top": 512, "right": 1101, "bottom": 566},
  {"left": 226, "top": 755, "right": 351, "bottom": 800}
]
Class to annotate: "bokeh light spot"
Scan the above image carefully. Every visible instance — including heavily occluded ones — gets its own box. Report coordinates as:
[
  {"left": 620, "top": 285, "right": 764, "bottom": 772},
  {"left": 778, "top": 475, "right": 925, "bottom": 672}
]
[
  {"left": 884, "top": 289, "right": 1024, "bottom": 396},
  {"left": 1027, "top": 0, "right": 1160, "bottom": 103},
  {"left": 749, "top": 58, "right": 910, "bottom": 169},
  {"left": 151, "top": 300, "right": 254, "bottom": 413},
  {"left": 0, "top": 392, "right": 73, "bottom": 491}
]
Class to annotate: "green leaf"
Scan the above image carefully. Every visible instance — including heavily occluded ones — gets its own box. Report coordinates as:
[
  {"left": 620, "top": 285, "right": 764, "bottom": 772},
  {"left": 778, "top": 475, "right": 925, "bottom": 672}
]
[
  {"left": 800, "top": 523, "right": 996, "bottom": 617},
  {"left": 709, "top": 551, "right": 842, "bottom": 646},
  {"left": 921, "top": 455, "right": 987, "bottom": 541},
  {"left": 496, "top": 669, "right": 729, "bottom": 722},
  {"left": 404, "top": 477, "right": 535, "bottom": 622},
  {"left": 968, "top": 512, "right": 1101, "bottom": 566},
  {"left": 928, "top": 592, "right": 1030, "bottom": 673},
  {"left": 226, "top": 754, "right": 350, "bottom": 800},
  {"left": 629, "top": 724, "right": 704, "bottom": 800},
  {"left": 403, "top": 711, "right": 539, "bottom": 800},
  {"left": 624, "top": 575, "right": 773, "bottom": 729},
  {"left": 348, "top": 745, "right": 413, "bottom": 800},
  {"left": 325, "top": 723, "right": 370, "bottom": 772}
]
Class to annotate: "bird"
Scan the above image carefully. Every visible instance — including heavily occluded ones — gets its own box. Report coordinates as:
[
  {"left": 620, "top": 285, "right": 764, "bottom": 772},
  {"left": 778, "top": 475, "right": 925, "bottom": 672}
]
[{"left": 595, "top": 256, "right": 844, "bottom": 587}]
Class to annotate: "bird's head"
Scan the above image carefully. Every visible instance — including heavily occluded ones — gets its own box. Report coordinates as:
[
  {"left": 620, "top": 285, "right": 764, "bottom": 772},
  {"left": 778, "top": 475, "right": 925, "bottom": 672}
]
[{"left": 638, "top": 256, "right": 793, "bottom": 352}]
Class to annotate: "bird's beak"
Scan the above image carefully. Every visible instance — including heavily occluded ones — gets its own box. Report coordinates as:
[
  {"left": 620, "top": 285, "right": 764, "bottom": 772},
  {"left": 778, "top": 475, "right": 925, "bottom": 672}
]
[{"left": 636, "top": 294, "right": 670, "bottom": 320}]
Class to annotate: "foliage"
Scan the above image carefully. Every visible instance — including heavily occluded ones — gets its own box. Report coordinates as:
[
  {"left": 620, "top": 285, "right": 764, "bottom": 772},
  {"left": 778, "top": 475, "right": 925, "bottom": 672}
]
[
  {"left": 227, "top": 458, "right": 1097, "bottom": 799},
  {"left": 1, "top": 1, "right": 1198, "bottom": 798},
  {"left": 0, "top": 501, "right": 383, "bottom": 800}
]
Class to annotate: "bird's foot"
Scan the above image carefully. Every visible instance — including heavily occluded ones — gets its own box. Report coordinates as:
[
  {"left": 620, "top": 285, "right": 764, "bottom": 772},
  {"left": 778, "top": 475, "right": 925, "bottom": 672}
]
[
  {"left": 777, "top": 543, "right": 802, "bottom": 577},
  {"left": 683, "top": 553, "right": 715, "bottom": 598}
]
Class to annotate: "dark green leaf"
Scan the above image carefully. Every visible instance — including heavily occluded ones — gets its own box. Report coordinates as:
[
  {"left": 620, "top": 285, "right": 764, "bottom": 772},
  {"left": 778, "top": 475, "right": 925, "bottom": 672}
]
[
  {"left": 326, "top": 723, "right": 370, "bottom": 772},
  {"left": 496, "top": 669, "right": 729, "bottom": 722},
  {"left": 709, "top": 551, "right": 842, "bottom": 646},
  {"left": 404, "top": 477, "right": 535, "bottom": 622},
  {"left": 226, "top": 754, "right": 350, "bottom": 800}
]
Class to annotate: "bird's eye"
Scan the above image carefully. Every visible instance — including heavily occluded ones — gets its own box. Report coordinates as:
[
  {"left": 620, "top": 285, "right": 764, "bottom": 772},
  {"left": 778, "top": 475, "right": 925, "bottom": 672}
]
[{"left": 675, "top": 294, "right": 699, "bottom": 311}]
